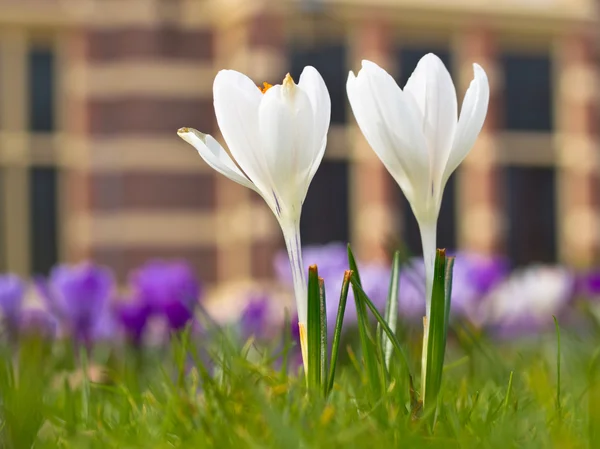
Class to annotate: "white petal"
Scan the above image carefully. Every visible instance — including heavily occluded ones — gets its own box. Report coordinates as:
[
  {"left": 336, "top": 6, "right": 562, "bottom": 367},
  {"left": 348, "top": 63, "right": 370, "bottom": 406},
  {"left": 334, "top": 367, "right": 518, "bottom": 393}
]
[
  {"left": 298, "top": 66, "right": 331, "bottom": 181},
  {"left": 213, "top": 70, "right": 274, "bottom": 202},
  {"left": 347, "top": 60, "right": 429, "bottom": 208},
  {"left": 403, "top": 53, "right": 458, "bottom": 195},
  {"left": 177, "top": 127, "right": 257, "bottom": 192},
  {"left": 443, "top": 63, "right": 490, "bottom": 184},
  {"left": 258, "top": 81, "right": 315, "bottom": 217}
]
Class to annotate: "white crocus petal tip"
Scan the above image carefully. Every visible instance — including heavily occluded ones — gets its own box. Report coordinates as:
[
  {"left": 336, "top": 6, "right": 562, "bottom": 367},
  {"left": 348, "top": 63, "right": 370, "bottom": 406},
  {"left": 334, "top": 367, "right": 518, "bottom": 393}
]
[
  {"left": 282, "top": 72, "right": 297, "bottom": 94},
  {"left": 177, "top": 127, "right": 204, "bottom": 144},
  {"left": 360, "top": 59, "right": 381, "bottom": 71},
  {"left": 472, "top": 62, "right": 488, "bottom": 80}
]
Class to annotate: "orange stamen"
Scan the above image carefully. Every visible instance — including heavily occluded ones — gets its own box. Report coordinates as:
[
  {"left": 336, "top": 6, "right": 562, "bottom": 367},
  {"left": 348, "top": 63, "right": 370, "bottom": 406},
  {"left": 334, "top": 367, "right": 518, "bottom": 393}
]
[{"left": 259, "top": 82, "right": 273, "bottom": 94}]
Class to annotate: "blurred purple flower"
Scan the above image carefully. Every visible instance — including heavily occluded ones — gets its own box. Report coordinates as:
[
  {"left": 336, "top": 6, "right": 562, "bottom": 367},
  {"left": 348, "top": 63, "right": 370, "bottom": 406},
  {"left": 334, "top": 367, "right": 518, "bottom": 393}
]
[
  {"left": 38, "top": 262, "right": 114, "bottom": 342},
  {"left": 398, "top": 259, "right": 427, "bottom": 320},
  {"left": 480, "top": 265, "right": 575, "bottom": 337},
  {"left": 130, "top": 260, "right": 201, "bottom": 331},
  {"left": 397, "top": 253, "right": 508, "bottom": 324},
  {"left": 239, "top": 296, "right": 271, "bottom": 341},
  {"left": 576, "top": 270, "right": 600, "bottom": 298},
  {"left": 115, "top": 299, "right": 151, "bottom": 345},
  {"left": 0, "top": 274, "right": 25, "bottom": 324},
  {"left": 449, "top": 252, "right": 509, "bottom": 322},
  {"left": 18, "top": 308, "right": 58, "bottom": 340}
]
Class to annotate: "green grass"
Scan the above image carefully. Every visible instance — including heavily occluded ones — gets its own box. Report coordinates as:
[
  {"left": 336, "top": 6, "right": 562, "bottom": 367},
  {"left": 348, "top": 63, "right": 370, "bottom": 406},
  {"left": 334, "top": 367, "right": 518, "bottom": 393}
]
[{"left": 0, "top": 319, "right": 597, "bottom": 449}]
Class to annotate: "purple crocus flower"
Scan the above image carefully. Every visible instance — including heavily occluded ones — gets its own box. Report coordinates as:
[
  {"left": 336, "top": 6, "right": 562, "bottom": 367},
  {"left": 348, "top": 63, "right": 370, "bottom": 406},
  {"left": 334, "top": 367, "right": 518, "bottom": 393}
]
[
  {"left": 39, "top": 262, "right": 114, "bottom": 342},
  {"left": 115, "top": 299, "right": 151, "bottom": 345},
  {"left": 576, "top": 270, "right": 600, "bottom": 298},
  {"left": 129, "top": 260, "right": 201, "bottom": 331},
  {"left": 0, "top": 274, "right": 25, "bottom": 324},
  {"left": 480, "top": 265, "right": 575, "bottom": 338}
]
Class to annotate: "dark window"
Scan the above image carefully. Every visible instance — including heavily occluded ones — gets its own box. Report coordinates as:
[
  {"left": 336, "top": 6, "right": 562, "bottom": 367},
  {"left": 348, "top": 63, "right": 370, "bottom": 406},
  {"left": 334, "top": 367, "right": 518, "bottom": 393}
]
[
  {"left": 289, "top": 43, "right": 346, "bottom": 124},
  {"left": 301, "top": 160, "right": 349, "bottom": 244},
  {"left": 506, "top": 166, "right": 556, "bottom": 265},
  {"left": 438, "top": 174, "right": 457, "bottom": 251},
  {"left": 398, "top": 47, "right": 452, "bottom": 88},
  {"left": 29, "top": 47, "right": 55, "bottom": 132},
  {"left": 502, "top": 53, "right": 552, "bottom": 131},
  {"left": 30, "top": 167, "right": 58, "bottom": 275},
  {"left": 394, "top": 174, "right": 457, "bottom": 256}
]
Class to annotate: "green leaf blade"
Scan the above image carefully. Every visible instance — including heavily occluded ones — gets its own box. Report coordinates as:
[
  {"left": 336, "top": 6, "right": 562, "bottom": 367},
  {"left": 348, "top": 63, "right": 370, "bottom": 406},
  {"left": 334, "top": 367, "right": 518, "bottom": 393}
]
[
  {"left": 307, "top": 264, "right": 322, "bottom": 392},
  {"left": 424, "top": 249, "right": 449, "bottom": 413},
  {"left": 381, "top": 250, "right": 401, "bottom": 369},
  {"left": 327, "top": 270, "right": 352, "bottom": 397}
]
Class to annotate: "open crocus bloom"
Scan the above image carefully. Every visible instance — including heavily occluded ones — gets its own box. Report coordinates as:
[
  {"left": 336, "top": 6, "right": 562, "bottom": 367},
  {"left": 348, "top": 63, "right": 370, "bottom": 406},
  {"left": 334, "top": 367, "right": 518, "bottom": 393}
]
[
  {"left": 178, "top": 67, "right": 331, "bottom": 370},
  {"left": 347, "top": 54, "right": 489, "bottom": 316}
]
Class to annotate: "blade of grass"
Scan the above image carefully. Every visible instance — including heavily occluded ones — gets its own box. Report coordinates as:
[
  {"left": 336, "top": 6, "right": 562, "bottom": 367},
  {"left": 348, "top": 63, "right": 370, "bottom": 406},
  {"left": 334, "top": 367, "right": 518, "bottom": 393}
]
[
  {"left": 348, "top": 245, "right": 380, "bottom": 397},
  {"left": 349, "top": 275, "right": 413, "bottom": 382},
  {"left": 347, "top": 243, "right": 362, "bottom": 286},
  {"left": 351, "top": 278, "right": 381, "bottom": 397},
  {"left": 554, "top": 316, "right": 561, "bottom": 415},
  {"left": 381, "top": 251, "right": 401, "bottom": 369},
  {"left": 326, "top": 270, "right": 352, "bottom": 397},
  {"left": 307, "top": 265, "right": 321, "bottom": 391},
  {"left": 319, "top": 277, "right": 328, "bottom": 397},
  {"left": 424, "top": 249, "right": 448, "bottom": 412},
  {"left": 502, "top": 370, "right": 514, "bottom": 415}
]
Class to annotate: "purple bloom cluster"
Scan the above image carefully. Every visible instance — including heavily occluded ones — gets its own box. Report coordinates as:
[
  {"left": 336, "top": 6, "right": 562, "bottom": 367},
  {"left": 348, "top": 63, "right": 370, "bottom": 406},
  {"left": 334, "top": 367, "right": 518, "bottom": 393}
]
[
  {"left": 270, "top": 243, "right": 583, "bottom": 339},
  {"left": 1, "top": 246, "right": 598, "bottom": 350},
  {"left": 0, "top": 259, "right": 202, "bottom": 347},
  {"left": 274, "top": 244, "right": 508, "bottom": 326}
]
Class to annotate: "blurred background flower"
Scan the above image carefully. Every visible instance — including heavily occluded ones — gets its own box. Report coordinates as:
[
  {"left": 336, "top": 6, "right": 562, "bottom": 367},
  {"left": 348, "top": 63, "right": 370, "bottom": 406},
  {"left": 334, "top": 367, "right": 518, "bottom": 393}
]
[
  {"left": 128, "top": 260, "right": 202, "bottom": 331},
  {"left": 480, "top": 265, "right": 575, "bottom": 337},
  {"left": 0, "top": 274, "right": 25, "bottom": 331},
  {"left": 37, "top": 262, "right": 114, "bottom": 344}
]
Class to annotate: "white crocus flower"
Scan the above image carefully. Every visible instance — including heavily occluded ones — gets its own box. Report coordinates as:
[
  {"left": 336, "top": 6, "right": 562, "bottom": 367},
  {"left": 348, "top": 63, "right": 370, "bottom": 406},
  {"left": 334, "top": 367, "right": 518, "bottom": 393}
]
[
  {"left": 346, "top": 54, "right": 489, "bottom": 318},
  {"left": 178, "top": 67, "right": 331, "bottom": 371}
]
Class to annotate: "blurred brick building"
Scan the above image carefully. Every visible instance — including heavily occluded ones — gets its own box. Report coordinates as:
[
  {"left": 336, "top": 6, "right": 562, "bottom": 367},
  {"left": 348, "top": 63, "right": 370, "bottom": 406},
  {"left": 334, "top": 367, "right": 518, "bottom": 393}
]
[{"left": 0, "top": 0, "right": 598, "bottom": 285}]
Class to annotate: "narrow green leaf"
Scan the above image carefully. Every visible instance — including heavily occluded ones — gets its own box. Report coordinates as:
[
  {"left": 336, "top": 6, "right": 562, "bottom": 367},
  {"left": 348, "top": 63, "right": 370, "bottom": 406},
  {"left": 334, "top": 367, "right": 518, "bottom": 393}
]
[
  {"left": 444, "top": 256, "right": 455, "bottom": 334},
  {"left": 554, "top": 315, "right": 561, "bottom": 414},
  {"left": 348, "top": 248, "right": 381, "bottom": 397},
  {"left": 349, "top": 275, "right": 413, "bottom": 382},
  {"left": 347, "top": 243, "right": 362, "bottom": 286},
  {"left": 319, "top": 277, "right": 328, "bottom": 397},
  {"left": 381, "top": 251, "right": 401, "bottom": 369},
  {"left": 326, "top": 270, "right": 351, "bottom": 397},
  {"left": 424, "top": 249, "right": 448, "bottom": 412},
  {"left": 503, "top": 370, "right": 514, "bottom": 414},
  {"left": 307, "top": 265, "right": 321, "bottom": 391}
]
